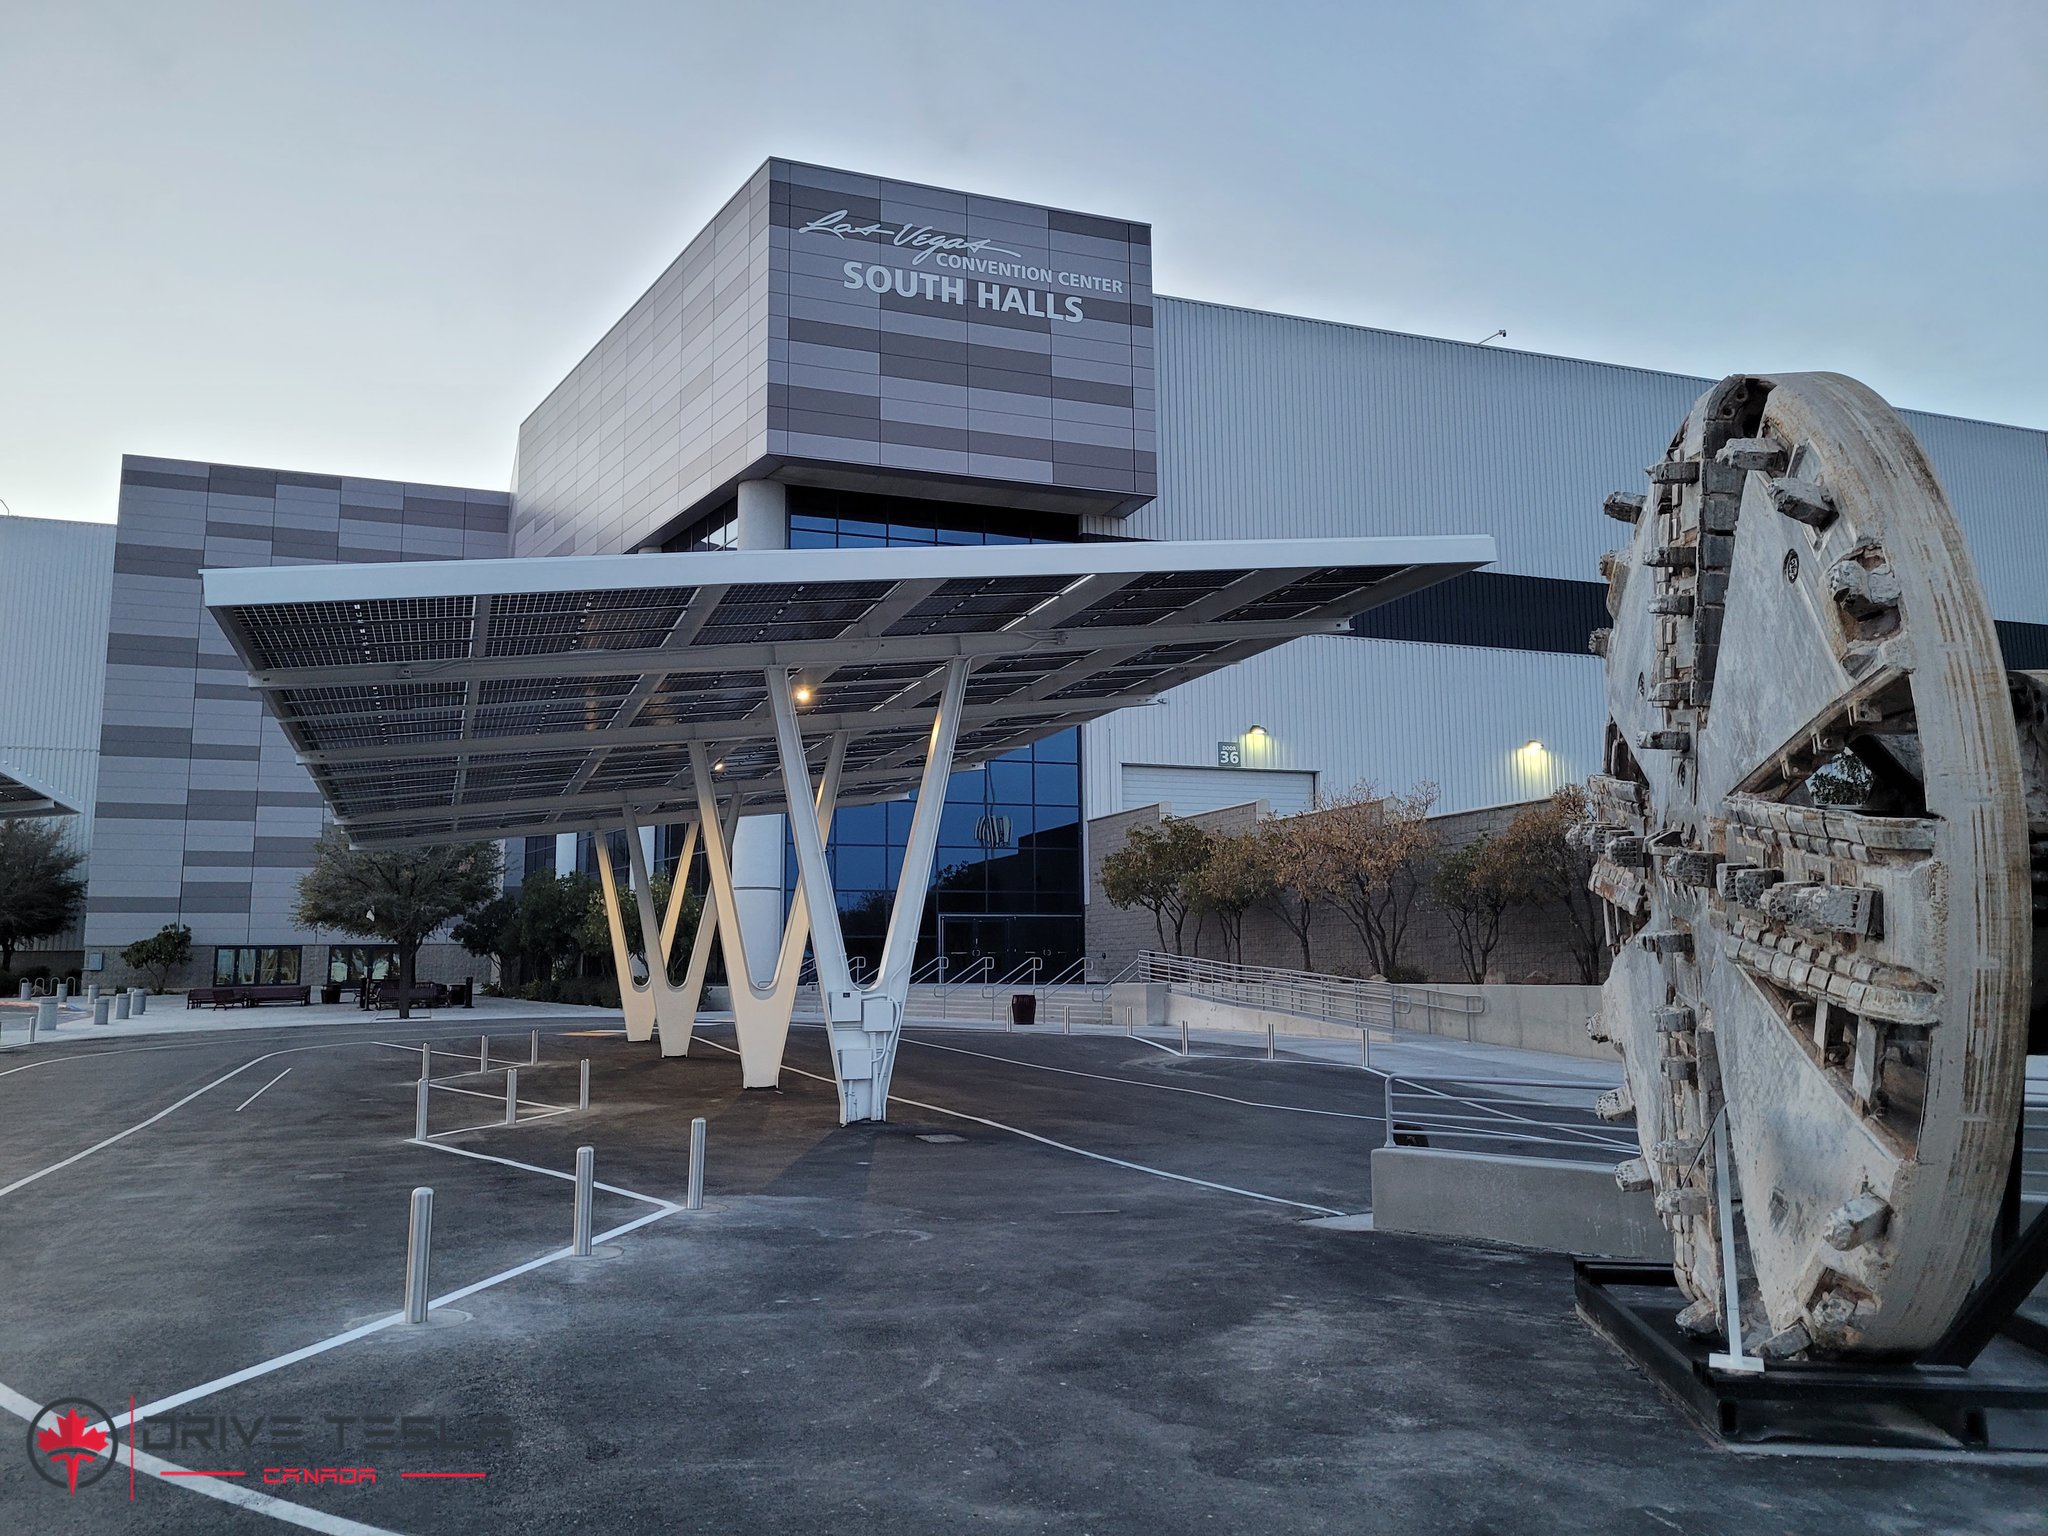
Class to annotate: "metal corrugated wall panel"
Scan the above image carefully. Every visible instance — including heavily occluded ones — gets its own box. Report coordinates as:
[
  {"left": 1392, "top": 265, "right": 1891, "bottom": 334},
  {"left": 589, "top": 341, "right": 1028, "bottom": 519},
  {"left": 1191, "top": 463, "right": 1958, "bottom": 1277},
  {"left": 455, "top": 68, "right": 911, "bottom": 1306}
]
[
  {"left": 1898, "top": 409, "right": 2048, "bottom": 625},
  {"left": 1075, "top": 301, "right": 2048, "bottom": 824},
  {"left": 1082, "top": 637, "right": 1601, "bottom": 819},
  {"left": 0, "top": 516, "right": 117, "bottom": 948},
  {"left": 1125, "top": 298, "right": 1703, "bottom": 580}
]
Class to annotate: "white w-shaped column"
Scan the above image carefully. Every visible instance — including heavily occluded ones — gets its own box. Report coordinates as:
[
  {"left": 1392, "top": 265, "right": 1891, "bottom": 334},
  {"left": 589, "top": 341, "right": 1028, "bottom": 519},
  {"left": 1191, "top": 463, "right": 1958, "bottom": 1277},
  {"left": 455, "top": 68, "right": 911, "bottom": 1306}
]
[
  {"left": 592, "top": 808, "right": 700, "bottom": 1046},
  {"left": 687, "top": 735, "right": 846, "bottom": 1088},
  {"left": 754, "top": 658, "right": 970, "bottom": 1123}
]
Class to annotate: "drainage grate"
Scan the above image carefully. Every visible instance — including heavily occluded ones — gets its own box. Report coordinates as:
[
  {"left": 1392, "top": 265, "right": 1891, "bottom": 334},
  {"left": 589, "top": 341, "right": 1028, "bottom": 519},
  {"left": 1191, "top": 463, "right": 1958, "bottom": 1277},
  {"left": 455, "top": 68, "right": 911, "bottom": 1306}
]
[{"left": 915, "top": 1133, "right": 966, "bottom": 1144}]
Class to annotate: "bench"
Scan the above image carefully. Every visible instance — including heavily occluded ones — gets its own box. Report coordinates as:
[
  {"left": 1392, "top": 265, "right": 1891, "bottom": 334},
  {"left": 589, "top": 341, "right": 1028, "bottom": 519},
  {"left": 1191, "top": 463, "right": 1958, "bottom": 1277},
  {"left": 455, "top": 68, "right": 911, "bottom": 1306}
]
[
  {"left": 362, "top": 980, "right": 453, "bottom": 1010},
  {"left": 185, "top": 984, "right": 312, "bottom": 1009}
]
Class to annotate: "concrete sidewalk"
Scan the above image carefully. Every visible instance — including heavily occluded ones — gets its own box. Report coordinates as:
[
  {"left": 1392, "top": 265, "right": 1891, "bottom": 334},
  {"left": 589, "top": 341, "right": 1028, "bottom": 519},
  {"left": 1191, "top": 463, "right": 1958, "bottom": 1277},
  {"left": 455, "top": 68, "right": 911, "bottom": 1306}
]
[
  {"left": 0, "top": 991, "right": 1623, "bottom": 1086},
  {"left": 0, "top": 992, "right": 619, "bottom": 1046}
]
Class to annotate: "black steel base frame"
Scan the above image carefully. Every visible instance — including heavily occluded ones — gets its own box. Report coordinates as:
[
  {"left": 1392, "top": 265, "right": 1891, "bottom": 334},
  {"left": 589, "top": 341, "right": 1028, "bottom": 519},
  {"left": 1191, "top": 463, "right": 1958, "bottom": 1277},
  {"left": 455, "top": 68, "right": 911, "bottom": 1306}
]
[{"left": 1574, "top": 1256, "right": 2048, "bottom": 1452}]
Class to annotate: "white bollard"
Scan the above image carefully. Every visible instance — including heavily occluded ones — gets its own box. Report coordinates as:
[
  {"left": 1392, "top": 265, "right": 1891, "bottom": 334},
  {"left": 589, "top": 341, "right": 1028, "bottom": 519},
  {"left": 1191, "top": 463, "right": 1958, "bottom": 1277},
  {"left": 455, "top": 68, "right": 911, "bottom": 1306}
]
[
  {"left": 572, "top": 1146, "right": 594, "bottom": 1257},
  {"left": 16, "top": 981, "right": 27, "bottom": 1001},
  {"left": 1266, "top": 1019, "right": 1276, "bottom": 1061},
  {"left": 1181, "top": 1018, "right": 1190, "bottom": 1056},
  {"left": 479, "top": 1034, "right": 489, "bottom": 1070},
  {"left": 687, "top": 1116, "right": 706, "bottom": 1210},
  {"left": 133, "top": 988, "right": 148, "bottom": 1015},
  {"left": 1361, "top": 1029, "right": 1370, "bottom": 1070},
  {"left": 114, "top": 991, "right": 130, "bottom": 1020},
  {"left": 85, "top": 984, "right": 98, "bottom": 1005},
  {"left": 34, "top": 998, "right": 55, "bottom": 1039},
  {"left": 579, "top": 1058, "right": 590, "bottom": 1110},
  {"left": 504, "top": 1068, "right": 518, "bottom": 1126},
  {"left": 529, "top": 1029, "right": 539, "bottom": 1065},
  {"left": 92, "top": 996, "right": 111, "bottom": 1026},
  {"left": 403, "top": 1188, "right": 433, "bottom": 1324},
  {"left": 415, "top": 1077, "right": 430, "bottom": 1141},
  {"left": 420, "top": 1042, "right": 432, "bottom": 1081}
]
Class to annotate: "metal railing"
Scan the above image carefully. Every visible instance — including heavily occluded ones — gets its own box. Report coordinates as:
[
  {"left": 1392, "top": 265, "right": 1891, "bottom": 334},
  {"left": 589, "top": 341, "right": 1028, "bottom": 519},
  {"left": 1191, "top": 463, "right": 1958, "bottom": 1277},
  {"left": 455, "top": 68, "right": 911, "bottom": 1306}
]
[
  {"left": 1381, "top": 1075, "right": 1635, "bottom": 1166},
  {"left": 1138, "top": 951, "right": 1484, "bottom": 1036},
  {"left": 2024, "top": 1089, "right": 2048, "bottom": 1202}
]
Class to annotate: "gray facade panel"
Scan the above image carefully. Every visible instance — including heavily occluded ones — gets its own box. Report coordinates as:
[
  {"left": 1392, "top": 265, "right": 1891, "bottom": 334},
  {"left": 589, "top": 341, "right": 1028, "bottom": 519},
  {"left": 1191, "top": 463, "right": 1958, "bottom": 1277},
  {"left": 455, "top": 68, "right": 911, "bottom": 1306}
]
[
  {"left": 85, "top": 456, "right": 510, "bottom": 950},
  {"left": 513, "top": 160, "right": 1153, "bottom": 558}
]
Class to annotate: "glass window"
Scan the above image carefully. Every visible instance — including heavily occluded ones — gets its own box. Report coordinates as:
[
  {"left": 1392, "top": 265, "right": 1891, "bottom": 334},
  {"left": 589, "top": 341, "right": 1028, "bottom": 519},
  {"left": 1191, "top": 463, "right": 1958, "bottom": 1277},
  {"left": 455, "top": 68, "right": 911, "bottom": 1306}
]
[
  {"left": 772, "top": 486, "right": 1087, "bottom": 975},
  {"left": 328, "top": 945, "right": 398, "bottom": 984},
  {"left": 1035, "top": 762, "right": 1081, "bottom": 807},
  {"left": 986, "top": 758, "right": 1034, "bottom": 804},
  {"left": 214, "top": 947, "right": 302, "bottom": 985}
]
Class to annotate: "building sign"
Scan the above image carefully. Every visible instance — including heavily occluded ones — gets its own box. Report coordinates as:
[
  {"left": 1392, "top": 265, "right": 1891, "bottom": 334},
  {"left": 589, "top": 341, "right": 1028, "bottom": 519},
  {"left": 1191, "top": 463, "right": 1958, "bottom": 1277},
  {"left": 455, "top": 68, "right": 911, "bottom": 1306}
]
[
  {"left": 773, "top": 161, "right": 1156, "bottom": 513},
  {"left": 1217, "top": 741, "right": 1243, "bottom": 768}
]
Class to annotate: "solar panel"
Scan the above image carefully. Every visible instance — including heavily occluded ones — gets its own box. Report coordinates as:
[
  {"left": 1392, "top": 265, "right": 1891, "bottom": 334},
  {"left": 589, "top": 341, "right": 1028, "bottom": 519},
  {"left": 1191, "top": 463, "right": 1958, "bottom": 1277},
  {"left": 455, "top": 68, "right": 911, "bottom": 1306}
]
[{"left": 201, "top": 535, "right": 1492, "bottom": 844}]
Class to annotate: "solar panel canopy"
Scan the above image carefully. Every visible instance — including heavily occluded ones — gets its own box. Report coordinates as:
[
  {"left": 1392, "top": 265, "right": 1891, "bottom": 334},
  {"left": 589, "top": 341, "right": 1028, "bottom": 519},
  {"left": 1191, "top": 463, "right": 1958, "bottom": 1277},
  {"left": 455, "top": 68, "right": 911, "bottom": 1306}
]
[
  {"left": 202, "top": 536, "right": 1493, "bottom": 847},
  {"left": 0, "top": 761, "right": 76, "bottom": 819}
]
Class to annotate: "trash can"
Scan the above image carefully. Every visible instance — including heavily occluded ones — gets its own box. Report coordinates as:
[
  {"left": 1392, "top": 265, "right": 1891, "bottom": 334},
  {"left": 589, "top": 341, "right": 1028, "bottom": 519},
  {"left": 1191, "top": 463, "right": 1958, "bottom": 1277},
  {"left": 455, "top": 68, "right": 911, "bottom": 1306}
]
[
  {"left": 1009, "top": 992, "right": 1037, "bottom": 1028},
  {"left": 320, "top": 983, "right": 342, "bottom": 1005},
  {"left": 453, "top": 981, "right": 473, "bottom": 1009}
]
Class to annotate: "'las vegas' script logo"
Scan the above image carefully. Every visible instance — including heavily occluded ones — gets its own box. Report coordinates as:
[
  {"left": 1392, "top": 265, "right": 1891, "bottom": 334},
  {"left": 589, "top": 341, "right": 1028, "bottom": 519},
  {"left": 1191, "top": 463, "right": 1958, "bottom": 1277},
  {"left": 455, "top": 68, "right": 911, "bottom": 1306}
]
[{"left": 798, "top": 210, "right": 1023, "bottom": 265}]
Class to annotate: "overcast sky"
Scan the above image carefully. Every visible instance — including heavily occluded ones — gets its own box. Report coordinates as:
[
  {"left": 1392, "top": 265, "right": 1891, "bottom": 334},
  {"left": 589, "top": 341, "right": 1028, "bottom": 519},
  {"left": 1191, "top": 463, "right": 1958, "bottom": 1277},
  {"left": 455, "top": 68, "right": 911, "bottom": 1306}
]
[{"left": 3, "top": 0, "right": 2042, "bottom": 524}]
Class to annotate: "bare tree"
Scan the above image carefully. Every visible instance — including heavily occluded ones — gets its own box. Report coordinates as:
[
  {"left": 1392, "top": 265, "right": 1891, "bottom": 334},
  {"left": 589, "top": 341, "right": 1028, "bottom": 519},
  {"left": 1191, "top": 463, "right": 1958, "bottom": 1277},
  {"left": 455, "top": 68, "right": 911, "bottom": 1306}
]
[
  {"left": 1430, "top": 836, "right": 1516, "bottom": 983},
  {"left": 1493, "top": 785, "right": 1605, "bottom": 984},
  {"left": 1101, "top": 817, "right": 1213, "bottom": 955},
  {"left": 1185, "top": 830, "right": 1271, "bottom": 964},
  {"left": 1256, "top": 810, "right": 1348, "bottom": 971},
  {"left": 1324, "top": 782, "right": 1440, "bottom": 981}
]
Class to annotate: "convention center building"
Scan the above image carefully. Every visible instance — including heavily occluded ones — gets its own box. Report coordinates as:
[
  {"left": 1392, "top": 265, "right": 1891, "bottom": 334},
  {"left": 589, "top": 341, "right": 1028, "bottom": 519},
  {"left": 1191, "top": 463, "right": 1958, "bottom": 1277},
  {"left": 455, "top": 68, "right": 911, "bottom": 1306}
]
[{"left": 7, "top": 159, "right": 2046, "bottom": 985}]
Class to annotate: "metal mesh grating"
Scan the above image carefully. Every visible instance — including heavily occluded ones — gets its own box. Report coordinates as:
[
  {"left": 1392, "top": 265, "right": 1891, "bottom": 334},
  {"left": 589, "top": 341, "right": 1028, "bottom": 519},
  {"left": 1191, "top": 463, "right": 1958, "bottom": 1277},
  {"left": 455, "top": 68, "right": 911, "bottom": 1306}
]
[
  {"left": 638, "top": 672, "right": 769, "bottom": 727},
  {"left": 882, "top": 575, "right": 1073, "bottom": 636},
  {"left": 484, "top": 588, "right": 696, "bottom": 656},
  {"left": 693, "top": 582, "right": 894, "bottom": 646},
  {"left": 235, "top": 597, "right": 474, "bottom": 669},
  {"left": 475, "top": 678, "right": 637, "bottom": 737},
  {"left": 1217, "top": 566, "right": 1404, "bottom": 623},
  {"left": 1063, "top": 570, "right": 1250, "bottom": 629}
]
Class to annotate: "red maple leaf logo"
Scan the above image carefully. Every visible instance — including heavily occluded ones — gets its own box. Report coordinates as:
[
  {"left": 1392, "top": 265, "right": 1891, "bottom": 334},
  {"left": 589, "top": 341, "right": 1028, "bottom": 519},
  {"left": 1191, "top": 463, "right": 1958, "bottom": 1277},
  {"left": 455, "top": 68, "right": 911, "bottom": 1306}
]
[{"left": 36, "top": 1406, "right": 110, "bottom": 1494}]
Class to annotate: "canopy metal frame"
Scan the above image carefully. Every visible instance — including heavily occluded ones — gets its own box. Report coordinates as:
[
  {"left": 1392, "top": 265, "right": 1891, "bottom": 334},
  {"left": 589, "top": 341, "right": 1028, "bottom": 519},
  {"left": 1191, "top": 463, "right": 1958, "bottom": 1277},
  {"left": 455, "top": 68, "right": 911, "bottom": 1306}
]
[{"left": 201, "top": 534, "right": 1497, "bottom": 1118}]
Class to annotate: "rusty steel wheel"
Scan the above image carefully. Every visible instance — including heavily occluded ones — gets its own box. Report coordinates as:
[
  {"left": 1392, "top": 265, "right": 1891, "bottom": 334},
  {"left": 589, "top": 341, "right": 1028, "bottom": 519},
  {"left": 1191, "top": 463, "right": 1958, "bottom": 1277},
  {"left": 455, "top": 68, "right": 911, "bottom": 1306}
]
[{"left": 1582, "top": 372, "right": 2032, "bottom": 1356}]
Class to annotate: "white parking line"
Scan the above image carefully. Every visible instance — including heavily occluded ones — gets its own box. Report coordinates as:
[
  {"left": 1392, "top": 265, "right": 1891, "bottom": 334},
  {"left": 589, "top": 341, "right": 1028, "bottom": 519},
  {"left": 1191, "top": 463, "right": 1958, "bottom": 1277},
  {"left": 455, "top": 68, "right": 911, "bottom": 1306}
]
[
  {"left": 120, "top": 1203, "right": 677, "bottom": 1427},
  {"left": 0, "top": 1028, "right": 681, "bottom": 1529},
  {"left": 696, "top": 1036, "right": 1344, "bottom": 1216},
  {"left": 899, "top": 1036, "right": 1383, "bottom": 1121},
  {"left": 233, "top": 1068, "right": 292, "bottom": 1112}
]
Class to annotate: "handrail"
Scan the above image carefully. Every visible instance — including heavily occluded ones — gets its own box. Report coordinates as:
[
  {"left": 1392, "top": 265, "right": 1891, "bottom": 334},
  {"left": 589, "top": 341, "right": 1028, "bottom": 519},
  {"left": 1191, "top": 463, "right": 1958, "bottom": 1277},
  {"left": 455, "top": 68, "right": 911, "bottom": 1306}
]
[
  {"left": 987, "top": 956, "right": 1042, "bottom": 992},
  {"left": 1041, "top": 957, "right": 1091, "bottom": 990},
  {"left": 1138, "top": 949, "right": 1484, "bottom": 1035},
  {"left": 1380, "top": 1073, "right": 1635, "bottom": 1165},
  {"left": 947, "top": 956, "right": 994, "bottom": 987}
]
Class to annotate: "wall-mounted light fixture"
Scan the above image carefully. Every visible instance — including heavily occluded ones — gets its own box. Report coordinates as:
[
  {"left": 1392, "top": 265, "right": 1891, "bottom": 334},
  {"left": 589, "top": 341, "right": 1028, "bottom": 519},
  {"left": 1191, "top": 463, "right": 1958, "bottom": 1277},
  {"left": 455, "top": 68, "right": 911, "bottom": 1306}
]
[
  {"left": 1246, "top": 725, "right": 1268, "bottom": 741},
  {"left": 1520, "top": 739, "right": 1544, "bottom": 755},
  {"left": 793, "top": 684, "right": 813, "bottom": 704}
]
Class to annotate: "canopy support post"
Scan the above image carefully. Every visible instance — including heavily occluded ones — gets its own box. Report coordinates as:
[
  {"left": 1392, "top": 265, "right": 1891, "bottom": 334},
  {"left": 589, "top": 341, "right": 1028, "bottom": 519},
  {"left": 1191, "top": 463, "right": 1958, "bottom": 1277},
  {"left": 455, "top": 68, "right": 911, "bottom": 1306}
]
[
  {"left": 688, "top": 736, "right": 845, "bottom": 1088},
  {"left": 658, "top": 805, "right": 734, "bottom": 1059},
  {"left": 769, "top": 658, "right": 971, "bottom": 1124},
  {"left": 593, "top": 828, "right": 656, "bottom": 1043}
]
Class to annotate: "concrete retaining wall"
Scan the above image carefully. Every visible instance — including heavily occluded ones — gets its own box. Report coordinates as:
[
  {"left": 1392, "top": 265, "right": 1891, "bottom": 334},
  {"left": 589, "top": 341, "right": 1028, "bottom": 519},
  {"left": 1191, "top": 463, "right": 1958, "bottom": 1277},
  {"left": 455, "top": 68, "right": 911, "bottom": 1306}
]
[
  {"left": 1399, "top": 983, "right": 1608, "bottom": 1061},
  {"left": 1370, "top": 1146, "right": 1667, "bottom": 1260},
  {"left": 1164, "top": 988, "right": 1370, "bottom": 1045}
]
